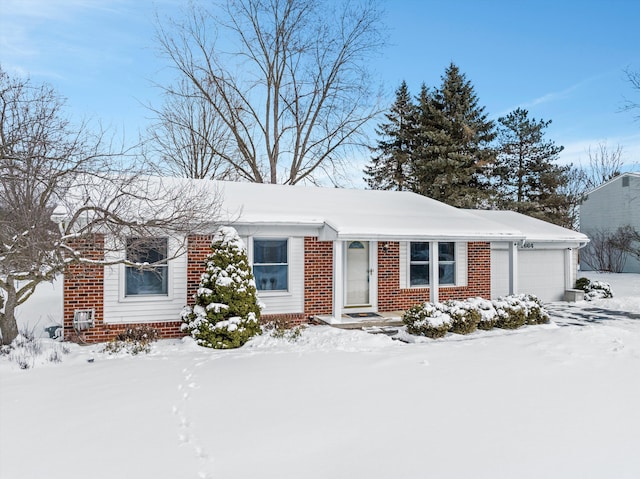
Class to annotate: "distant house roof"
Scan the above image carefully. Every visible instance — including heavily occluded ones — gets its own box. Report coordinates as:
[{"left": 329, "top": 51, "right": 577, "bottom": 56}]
[
  {"left": 464, "top": 209, "right": 589, "bottom": 244},
  {"left": 585, "top": 171, "right": 640, "bottom": 196},
  {"left": 212, "top": 180, "right": 523, "bottom": 241}
]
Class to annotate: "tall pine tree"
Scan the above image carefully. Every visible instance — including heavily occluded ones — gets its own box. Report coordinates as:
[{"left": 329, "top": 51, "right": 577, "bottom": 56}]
[
  {"left": 412, "top": 64, "right": 496, "bottom": 208},
  {"left": 365, "top": 81, "right": 416, "bottom": 190},
  {"left": 494, "top": 108, "right": 571, "bottom": 226}
]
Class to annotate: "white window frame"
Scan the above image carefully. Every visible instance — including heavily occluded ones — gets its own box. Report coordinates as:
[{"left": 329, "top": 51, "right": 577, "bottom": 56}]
[
  {"left": 407, "top": 241, "right": 457, "bottom": 288},
  {"left": 121, "top": 237, "right": 172, "bottom": 301},
  {"left": 251, "top": 237, "right": 290, "bottom": 294}
]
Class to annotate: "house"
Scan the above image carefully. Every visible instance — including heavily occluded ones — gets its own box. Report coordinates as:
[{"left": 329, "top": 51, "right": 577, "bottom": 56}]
[
  {"left": 62, "top": 179, "right": 588, "bottom": 342},
  {"left": 580, "top": 172, "right": 640, "bottom": 273}
]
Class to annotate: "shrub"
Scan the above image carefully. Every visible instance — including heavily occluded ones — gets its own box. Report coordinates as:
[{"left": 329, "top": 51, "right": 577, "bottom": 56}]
[
  {"left": 493, "top": 300, "right": 526, "bottom": 329},
  {"left": 262, "top": 317, "right": 305, "bottom": 342},
  {"left": 575, "top": 277, "right": 614, "bottom": 301},
  {"left": 445, "top": 300, "right": 481, "bottom": 335},
  {"left": 0, "top": 327, "right": 70, "bottom": 368},
  {"left": 103, "top": 326, "right": 160, "bottom": 355},
  {"left": 468, "top": 298, "right": 498, "bottom": 330},
  {"left": 181, "top": 227, "right": 262, "bottom": 349},
  {"left": 575, "top": 277, "right": 591, "bottom": 291},
  {"left": 403, "top": 294, "right": 549, "bottom": 338},
  {"left": 402, "top": 304, "right": 452, "bottom": 339}
]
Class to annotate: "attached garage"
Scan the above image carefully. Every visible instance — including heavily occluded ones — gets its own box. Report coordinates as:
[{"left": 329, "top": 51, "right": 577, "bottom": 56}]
[
  {"left": 489, "top": 244, "right": 571, "bottom": 302},
  {"left": 466, "top": 210, "right": 588, "bottom": 303}
]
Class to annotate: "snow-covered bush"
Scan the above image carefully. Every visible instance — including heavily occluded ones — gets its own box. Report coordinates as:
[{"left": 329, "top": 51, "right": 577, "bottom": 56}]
[
  {"left": 181, "top": 228, "right": 262, "bottom": 349},
  {"left": 468, "top": 298, "right": 499, "bottom": 330},
  {"left": 262, "top": 317, "right": 305, "bottom": 342},
  {"left": 403, "top": 303, "right": 453, "bottom": 339},
  {"left": 444, "top": 300, "right": 481, "bottom": 335},
  {"left": 0, "top": 327, "right": 70, "bottom": 369},
  {"left": 575, "top": 277, "right": 613, "bottom": 301},
  {"left": 103, "top": 326, "right": 159, "bottom": 355},
  {"left": 403, "top": 294, "right": 549, "bottom": 338}
]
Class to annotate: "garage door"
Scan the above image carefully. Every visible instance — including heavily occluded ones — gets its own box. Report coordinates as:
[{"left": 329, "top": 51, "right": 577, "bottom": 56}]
[
  {"left": 490, "top": 248, "right": 566, "bottom": 302},
  {"left": 518, "top": 249, "right": 565, "bottom": 302}
]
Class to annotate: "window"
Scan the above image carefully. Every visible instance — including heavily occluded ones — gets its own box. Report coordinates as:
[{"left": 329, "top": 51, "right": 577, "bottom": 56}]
[
  {"left": 125, "top": 238, "right": 169, "bottom": 296},
  {"left": 253, "top": 239, "right": 288, "bottom": 291},
  {"left": 410, "top": 242, "right": 429, "bottom": 286},
  {"left": 438, "top": 242, "right": 456, "bottom": 285},
  {"left": 409, "top": 242, "right": 456, "bottom": 286}
]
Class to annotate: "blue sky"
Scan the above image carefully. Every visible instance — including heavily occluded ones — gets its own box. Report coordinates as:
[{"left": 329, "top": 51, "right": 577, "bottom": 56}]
[{"left": 2, "top": 0, "right": 640, "bottom": 182}]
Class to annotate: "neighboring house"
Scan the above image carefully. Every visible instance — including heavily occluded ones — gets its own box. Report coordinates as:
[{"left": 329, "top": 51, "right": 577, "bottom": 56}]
[
  {"left": 62, "top": 179, "right": 588, "bottom": 343},
  {"left": 580, "top": 172, "right": 640, "bottom": 273}
]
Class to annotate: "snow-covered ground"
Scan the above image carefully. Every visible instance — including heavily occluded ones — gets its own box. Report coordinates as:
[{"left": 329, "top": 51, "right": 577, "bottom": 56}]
[{"left": 1, "top": 272, "right": 640, "bottom": 479}]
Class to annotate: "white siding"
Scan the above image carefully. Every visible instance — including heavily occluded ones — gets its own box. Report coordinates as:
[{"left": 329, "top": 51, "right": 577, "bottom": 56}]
[
  {"left": 250, "top": 236, "right": 305, "bottom": 315},
  {"left": 581, "top": 174, "right": 640, "bottom": 273},
  {"left": 103, "top": 238, "right": 187, "bottom": 324},
  {"left": 399, "top": 242, "right": 408, "bottom": 289},
  {"left": 491, "top": 245, "right": 509, "bottom": 299},
  {"left": 455, "top": 241, "right": 467, "bottom": 287}
]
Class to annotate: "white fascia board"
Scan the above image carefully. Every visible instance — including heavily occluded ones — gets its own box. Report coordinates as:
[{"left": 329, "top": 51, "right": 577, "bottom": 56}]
[{"left": 329, "top": 232, "right": 526, "bottom": 242}]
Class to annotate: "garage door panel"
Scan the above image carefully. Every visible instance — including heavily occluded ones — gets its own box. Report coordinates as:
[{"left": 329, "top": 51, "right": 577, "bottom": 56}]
[{"left": 518, "top": 250, "right": 565, "bottom": 302}]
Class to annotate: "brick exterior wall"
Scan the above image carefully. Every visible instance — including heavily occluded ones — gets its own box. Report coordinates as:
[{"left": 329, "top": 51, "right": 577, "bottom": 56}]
[
  {"left": 62, "top": 234, "right": 491, "bottom": 342},
  {"left": 63, "top": 234, "right": 190, "bottom": 343},
  {"left": 186, "top": 234, "right": 214, "bottom": 306},
  {"left": 63, "top": 235, "right": 105, "bottom": 342},
  {"left": 377, "top": 241, "right": 491, "bottom": 311},
  {"left": 303, "top": 236, "right": 334, "bottom": 317}
]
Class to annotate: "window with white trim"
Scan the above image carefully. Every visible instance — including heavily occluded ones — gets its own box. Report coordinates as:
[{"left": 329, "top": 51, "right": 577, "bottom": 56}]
[
  {"left": 125, "top": 238, "right": 169, "bottom": 296},
  {"left": 409, "top": 242, "right": 456, "bottom": 286},
  {"left": 253, "top": 239, "right": 288, "bottom": 291}
]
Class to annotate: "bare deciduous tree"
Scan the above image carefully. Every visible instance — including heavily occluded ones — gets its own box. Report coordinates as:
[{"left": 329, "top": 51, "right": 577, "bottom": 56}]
[
  {"left": 623, "top": 68, "right": 640, "bottom": 120},
  {"left": 144, "top": 78, "right": 236, "bottom": 180},
  {"left": 0, "top": 68, "right": 220, "bottom": 345},
  {"left": 155, "top": 0, "right": 384, "bottom": 185},
  {"left": 581, "top": 226, "right": 636, "bottom": 272},
  {"left": 583, "top": 142, "right": 623, "bottom": 190}
]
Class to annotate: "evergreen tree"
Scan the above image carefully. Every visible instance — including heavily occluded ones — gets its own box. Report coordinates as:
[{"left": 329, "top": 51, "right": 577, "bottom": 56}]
[
  {"left": 494, "top": 108, "right": 571, "bottom": 226},
  {"left": 364, "top": 81, "right": 416, "bottom": 190},
  {"left": 412, "top": 64, "right": 496, "bottom": 208},
  {"left": 181, "top": 227, "right": 262, "bottom": 349}
]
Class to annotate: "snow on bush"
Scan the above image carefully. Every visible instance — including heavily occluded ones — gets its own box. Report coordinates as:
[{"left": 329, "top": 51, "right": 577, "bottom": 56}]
[
  {"left": 403, "top": 294, "right": 549, "bottom": 339},
  {"left": 0, "top": 330, "right": 70, "bottom": 369},
  {"left": 181, "top": 227, "right": 262, "bottom": 349},
  {"left": 103, "top": 326, "right": 160, "bottom": 355},
  {"left": 575, "top": 277, "right": 613, "bottom": 301}
]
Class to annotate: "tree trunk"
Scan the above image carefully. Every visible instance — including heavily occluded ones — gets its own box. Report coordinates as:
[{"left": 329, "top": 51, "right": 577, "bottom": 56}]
[{"left": 0, "top": 283, "right": 19, "bottom": 345}]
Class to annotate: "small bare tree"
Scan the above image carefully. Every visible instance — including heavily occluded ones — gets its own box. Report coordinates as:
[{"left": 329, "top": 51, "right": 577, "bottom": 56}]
[
  {"left": 144, "top": 78, "right": 236, "bottom": 180},
  {"left": 155, "top": 0, "right": 384, "bottom": 185},
  {"left": 581, "top": 227, "right": 635, "bottom": 272},
  {"left": 0, "top": 68, "right": 220, "bottom": 345},
  {"left": 583, "top": 142, "right": 623, "bottom": 190},
  {"left": 610, "top": 225, "right": 640, "bottom": 263}
]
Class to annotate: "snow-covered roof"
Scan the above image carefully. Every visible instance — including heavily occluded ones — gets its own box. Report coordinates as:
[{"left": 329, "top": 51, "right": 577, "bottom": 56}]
[
  {"left": 464, "top": 209, "right": 589, "bottom": 243},
  {"left": 68, "top": 175, "right": 587, "bottom": 243},
  {"left": 585, "top": 171, "right": 640, "bottom": 195},
  {"left": 212, "top": 180, "right": 526, "bottom": 241}
]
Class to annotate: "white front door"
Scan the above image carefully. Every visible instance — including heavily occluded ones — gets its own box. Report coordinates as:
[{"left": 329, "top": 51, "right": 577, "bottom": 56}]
[{"left": 345, "top": 241, "right": 371, "bottom": 306}]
